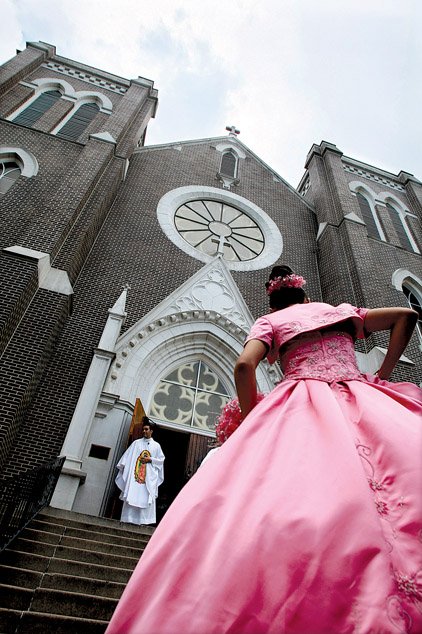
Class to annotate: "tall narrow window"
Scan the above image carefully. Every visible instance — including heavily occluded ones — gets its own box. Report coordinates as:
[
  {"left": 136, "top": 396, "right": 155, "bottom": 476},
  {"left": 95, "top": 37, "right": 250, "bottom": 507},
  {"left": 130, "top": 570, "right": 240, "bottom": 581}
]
[
  {"left": 356, "top": 192, "right": 380, "bottom": 239},
  {"left": 220, "top": 151, "right": 237, "bottom": 178},
  {"left": 0, "top": 160, "right": 21, "bottom": 195},
  {"left": 56, "top": 102, "right": 100, "bottom": 141},
  {"left": 12, "top": 90, "right": 62, "bottom": 127},
  {"left": 403, "top": 285, "right": 422, "bottom": 343},
  {"left": 386, "top": 203, "right": 413, "bottom": 251}
]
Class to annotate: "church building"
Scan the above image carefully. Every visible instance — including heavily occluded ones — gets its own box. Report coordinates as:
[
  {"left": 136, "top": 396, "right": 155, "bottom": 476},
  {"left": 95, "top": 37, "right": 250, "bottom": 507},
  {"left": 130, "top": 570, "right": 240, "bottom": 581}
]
[{"left": 0, "top": 42, "right": 421, "bottom": 519}]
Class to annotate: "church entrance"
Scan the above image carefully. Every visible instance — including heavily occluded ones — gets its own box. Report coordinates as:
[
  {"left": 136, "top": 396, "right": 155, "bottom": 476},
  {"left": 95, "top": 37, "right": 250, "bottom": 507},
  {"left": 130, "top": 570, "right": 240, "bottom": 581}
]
[
  {"left": 155, "top": 427, "right": 210, "bottom": 522},
  {"left": 104, "top": 427, "right": 211, "bottom": 523}
]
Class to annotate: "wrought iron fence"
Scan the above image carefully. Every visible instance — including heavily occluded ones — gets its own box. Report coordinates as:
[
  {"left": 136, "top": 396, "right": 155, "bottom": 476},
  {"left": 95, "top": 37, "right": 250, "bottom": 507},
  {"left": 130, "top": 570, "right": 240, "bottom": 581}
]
[{"left": 0, "top": 455, "right": 65, "bottom": 552}]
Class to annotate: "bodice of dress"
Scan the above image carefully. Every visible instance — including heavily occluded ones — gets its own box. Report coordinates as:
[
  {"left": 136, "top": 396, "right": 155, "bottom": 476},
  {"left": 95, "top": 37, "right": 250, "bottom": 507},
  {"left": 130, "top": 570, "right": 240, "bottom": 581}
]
[
  {"left": 244, "top": 302, "right": 369, "bottom": 365},
  {"left": 280, "top": 330, "right": 363, "bottom": 382}
]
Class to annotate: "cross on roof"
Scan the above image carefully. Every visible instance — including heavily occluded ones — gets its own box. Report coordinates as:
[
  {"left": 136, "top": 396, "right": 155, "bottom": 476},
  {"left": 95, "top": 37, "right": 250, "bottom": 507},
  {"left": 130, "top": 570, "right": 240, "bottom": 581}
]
[{"left": 225, "top": 125, "right": 240, "bottom": 137}]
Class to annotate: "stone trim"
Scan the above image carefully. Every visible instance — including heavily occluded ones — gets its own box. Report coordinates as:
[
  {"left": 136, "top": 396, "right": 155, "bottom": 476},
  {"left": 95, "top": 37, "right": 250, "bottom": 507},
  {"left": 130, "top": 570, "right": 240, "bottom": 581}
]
[
  {"left": 3, "top": 246, "right": 73, "bottom": 296},
  {"left": 343, "top": 162, "right": 405, "bottom": 192},
  {"left": 43, "top": 61, "right": 127, "bottom": 94},
  {"left": 0, "top": 146, "right": 38, "bottom": 177}
]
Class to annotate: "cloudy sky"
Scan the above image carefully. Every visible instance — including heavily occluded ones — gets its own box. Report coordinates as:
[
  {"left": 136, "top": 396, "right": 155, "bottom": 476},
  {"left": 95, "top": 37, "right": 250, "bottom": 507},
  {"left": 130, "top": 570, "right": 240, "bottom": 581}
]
[{"left": 1, "top": 0, "right": 420, "bottom": 187}]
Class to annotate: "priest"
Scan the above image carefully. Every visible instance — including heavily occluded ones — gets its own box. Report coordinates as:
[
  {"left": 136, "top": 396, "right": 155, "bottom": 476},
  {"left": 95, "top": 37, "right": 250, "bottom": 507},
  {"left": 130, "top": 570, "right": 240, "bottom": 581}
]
[{"left": 116, "top": 418, "right": 165, "bottom": 525}]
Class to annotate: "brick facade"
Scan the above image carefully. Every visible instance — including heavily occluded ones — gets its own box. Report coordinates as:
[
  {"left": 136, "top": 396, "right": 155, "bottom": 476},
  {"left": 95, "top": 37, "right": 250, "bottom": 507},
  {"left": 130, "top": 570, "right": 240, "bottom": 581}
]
[{"left": 0, "top": 44, "right": 420, "bottom": 503}]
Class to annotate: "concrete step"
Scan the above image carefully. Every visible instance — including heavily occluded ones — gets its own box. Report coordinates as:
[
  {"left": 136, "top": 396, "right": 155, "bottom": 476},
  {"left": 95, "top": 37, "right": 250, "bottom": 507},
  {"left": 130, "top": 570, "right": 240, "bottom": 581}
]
[
  {"left": 0, "top": 608, "right": 108, "bottom": 634},
  {"left": 19, "top": 528, "right": 145, "bottom": 558},
  {"left": 9, "top": 538, "right": 141, "bottom": 569},
  {"left": 0, "top": 566, "right": 126, "bottom": 600},
  {"left": 40, "top": 571, "right": 126, "bottom": 599},
  {"left": 0, "top": 607, "right": 21, "bottom": 634},
  {"left": 0, "top": 584, "right": 33, "bottom": 611},
  {"left": 28, "top": 519, "right": 149, "bottom": 548},
  {"left": 38, "top": 507, "right": 154, "bottom": 537},
  {"left": 0, "top": 565, "right": 42, "bottom": 589},
  {"left": 0, "top": 507, "right": 151, "bottom": 632},
  {"left": 0, "top": 550, "right": 50, "bottom": 573},
  {"left": 0, "top": 550, "right": 134, "bottom": 583},
  {"left": 30, "top": 587, "right": 117, "bottom": 621}
]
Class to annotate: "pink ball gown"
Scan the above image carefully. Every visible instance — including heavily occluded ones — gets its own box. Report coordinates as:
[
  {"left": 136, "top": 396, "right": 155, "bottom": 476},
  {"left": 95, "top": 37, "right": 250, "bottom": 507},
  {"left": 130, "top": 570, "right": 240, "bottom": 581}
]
[{"left": 106, "top": 303, "right": 422, "bottom": 634}]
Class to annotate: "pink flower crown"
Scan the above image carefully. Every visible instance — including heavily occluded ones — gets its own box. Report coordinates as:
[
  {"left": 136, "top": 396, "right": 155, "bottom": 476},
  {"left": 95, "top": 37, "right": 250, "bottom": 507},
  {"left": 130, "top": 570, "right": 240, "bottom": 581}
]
[
  {"left": 215, "top": 393, "right": 265, "bottom": 444},
  {"left": 266, "top": 274, "right": 306, "bottom": 295}
]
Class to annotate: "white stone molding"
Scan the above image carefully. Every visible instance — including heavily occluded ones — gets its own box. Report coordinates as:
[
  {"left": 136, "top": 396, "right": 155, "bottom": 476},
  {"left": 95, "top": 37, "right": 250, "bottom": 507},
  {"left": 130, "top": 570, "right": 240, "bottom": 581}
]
[
  {"left": 344, "top": 212, "right": 366, "bottom": 225},
  {"left": 50, "top": 288, "right": 128, "bottom": 510},
  {"left": 105, "top": 309, "right": 279, "bottom": 411},
  {"left": 42, "top": 61, "right": 128, "bottom": 94},
  {"left": 343, "top": 162, "right": 405, "bottom": 192},
  {"left": 214, "top": 140, "right": 246, "bottom": 159},
  {"left": 9, "top": 78, "right": 77, "bottom": 121},
  {"left": 391, "top": 268, "right": 422, "bottom": 294},
  {"left": 50, "top": 91, "right": 113, "bottom": 136},
  {"left": 216, "top": 173, "right": 239, "bottom": 190},
  {"left": 89, "top": 132, "right": 117, "bottom": 145},
  {"left": 73, "top": 90, "right": 113, "bottom": 113},
  {"left": 3, "top": 246, "right": 73, "bottom": 295},
  {"left": 130, "top": 259, "right": 255, "bottom": 334},
  {"left": 157, "top": 185, "right": 283, "bottom": 271},
  {"left": 0, "top": 146, "right": 38, "bottom": 177},
  {"left": 316, "top": 222, "right": 328, "bottom": 241},
  {"left": 348, "top": 181, "right": 386, "bottom": 241},
  {"left": 356, "top": 347, "right": 414, "bottom": 374},
  {"left": 22, "top": 77, "right": 76, "bottom": 98}
]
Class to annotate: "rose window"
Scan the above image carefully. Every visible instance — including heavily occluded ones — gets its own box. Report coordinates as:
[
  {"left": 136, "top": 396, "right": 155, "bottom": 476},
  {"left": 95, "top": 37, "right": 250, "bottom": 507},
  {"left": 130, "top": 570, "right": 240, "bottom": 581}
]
[
  {"left": 149, "top": 361, "right": 230, "bottom": 433},
  {"left": 174, "top": 200, "right": 265, "bottom": 262}
]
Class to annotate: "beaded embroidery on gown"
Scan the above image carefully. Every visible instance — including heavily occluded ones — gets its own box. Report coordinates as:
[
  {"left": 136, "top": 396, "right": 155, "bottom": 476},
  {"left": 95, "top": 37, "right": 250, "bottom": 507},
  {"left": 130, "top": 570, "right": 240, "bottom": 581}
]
[{"left": 107, "top": 303, "right": 422, "bottom": 634}]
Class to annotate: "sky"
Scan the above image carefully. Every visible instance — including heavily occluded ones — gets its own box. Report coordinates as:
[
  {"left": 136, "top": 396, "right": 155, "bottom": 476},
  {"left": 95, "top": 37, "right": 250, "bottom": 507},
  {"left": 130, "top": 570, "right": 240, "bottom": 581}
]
[{"left": 1, "top": 0, "right": 421, "bottom": 187}]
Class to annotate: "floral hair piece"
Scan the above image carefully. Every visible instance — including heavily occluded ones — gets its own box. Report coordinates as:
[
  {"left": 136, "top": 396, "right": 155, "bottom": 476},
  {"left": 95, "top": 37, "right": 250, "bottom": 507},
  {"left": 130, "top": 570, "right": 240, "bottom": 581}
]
[
  {"left": 266, "top": 274, "right": 306, "bottom": 295},
  {"left": 215, "top": 393, "right": 265, "bottom": 444}
]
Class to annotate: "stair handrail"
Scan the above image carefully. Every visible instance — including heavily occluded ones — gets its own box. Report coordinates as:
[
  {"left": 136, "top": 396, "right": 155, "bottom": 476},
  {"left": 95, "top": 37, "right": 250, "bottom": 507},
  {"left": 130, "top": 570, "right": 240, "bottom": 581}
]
[{"left": 0, "top": 455, "right": 65, "bottom": 552}]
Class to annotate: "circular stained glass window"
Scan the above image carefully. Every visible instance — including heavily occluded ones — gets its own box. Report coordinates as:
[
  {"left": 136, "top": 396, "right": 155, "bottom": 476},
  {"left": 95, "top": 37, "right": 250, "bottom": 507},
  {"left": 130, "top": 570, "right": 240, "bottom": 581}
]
[{"left": 175, "top": 200, "right": 265, "bottom": 262}]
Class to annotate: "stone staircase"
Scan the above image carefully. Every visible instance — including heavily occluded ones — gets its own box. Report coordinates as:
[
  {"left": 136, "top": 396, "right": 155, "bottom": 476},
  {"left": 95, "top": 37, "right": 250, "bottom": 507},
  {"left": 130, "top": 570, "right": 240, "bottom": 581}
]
[{"left": 0, "top": 506, "right": 153, "bottom": 633}]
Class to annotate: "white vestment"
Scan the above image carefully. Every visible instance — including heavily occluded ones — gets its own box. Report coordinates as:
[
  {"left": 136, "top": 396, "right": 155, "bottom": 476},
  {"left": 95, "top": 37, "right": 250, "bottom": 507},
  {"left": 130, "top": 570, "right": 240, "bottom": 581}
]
[{"left": 115, "top": 437, "right": 165, "bottom": 525}]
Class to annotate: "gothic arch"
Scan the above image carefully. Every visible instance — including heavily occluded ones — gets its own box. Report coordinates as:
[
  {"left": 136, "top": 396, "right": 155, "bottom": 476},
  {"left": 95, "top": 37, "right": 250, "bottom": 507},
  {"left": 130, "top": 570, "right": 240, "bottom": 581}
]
[
  {"left": 379, "top": 193, "right": 420, "bottom": 253},
  {"left": 105, "top": 309, "right": 278, "bottom": 409},
  {"left": 392, "top": 268, "right": 422, "bottom": 296},
  {"left": 0, "top": 146, "right": 38, "bottom": 177},
  {"left": 348, "top": 180, "right": 385, "bottom": 240}
]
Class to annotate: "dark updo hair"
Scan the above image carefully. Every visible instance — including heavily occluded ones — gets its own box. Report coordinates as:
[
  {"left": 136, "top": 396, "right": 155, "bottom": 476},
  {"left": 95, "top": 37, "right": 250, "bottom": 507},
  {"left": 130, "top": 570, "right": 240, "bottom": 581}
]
[{"left": 265, "top": 265, "right": 307, "bottom": 310}]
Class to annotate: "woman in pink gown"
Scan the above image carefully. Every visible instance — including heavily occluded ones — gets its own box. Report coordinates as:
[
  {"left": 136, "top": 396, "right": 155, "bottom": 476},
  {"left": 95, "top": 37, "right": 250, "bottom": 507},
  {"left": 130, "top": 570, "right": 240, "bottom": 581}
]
[{"left": 107, "top": 266, "right": 422, "bottom": 634}]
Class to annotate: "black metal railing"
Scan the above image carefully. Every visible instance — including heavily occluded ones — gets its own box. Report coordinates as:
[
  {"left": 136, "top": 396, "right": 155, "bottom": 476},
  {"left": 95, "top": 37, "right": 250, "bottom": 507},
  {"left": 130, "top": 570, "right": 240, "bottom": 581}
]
[{"left": 0, "top": 455, "right": 65, "bottom": 552}]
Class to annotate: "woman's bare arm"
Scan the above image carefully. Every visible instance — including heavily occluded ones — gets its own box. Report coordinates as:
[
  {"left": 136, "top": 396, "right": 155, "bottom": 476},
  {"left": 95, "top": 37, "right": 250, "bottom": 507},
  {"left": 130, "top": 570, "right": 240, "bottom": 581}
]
[
  {"left": 234, "top": 340, "right": 268, "bottom": 418},
  {"left": 363, "top": 307, "right": 418, "bottom": 379}
]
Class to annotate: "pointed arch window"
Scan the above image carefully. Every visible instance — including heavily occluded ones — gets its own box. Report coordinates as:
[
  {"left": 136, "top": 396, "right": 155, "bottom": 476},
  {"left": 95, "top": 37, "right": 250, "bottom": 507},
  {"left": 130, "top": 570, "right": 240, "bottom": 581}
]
[
  {"left": 220, "top": 151, "right": 237, "bottom": 178},
  {"left": 12, "top": 90, "right": 62, "bottom": 127},
  {"left": 56, "top": 102, "right": 100, "bottom": 141},
  {"left": 356, "top": 192, "right": 381, "bottom": 239},
  {"left": 0, "top": 160, "right": 21, "bottom": 195},
  {"left": 403, "top": 284, "right": 422, "bottom": 343},
  {"left": 386, "top": 203, "right": 414, "bottom": 251},
  {"left": 149, "top": 360, "right": 230, "bottom": 433}
]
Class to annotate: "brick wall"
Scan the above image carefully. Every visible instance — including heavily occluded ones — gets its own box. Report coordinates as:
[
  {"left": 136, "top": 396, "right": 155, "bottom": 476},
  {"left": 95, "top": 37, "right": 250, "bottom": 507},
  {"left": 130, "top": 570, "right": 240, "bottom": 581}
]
[{"left": 3, "top": 139, "right": 318, "bottom": 476}]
